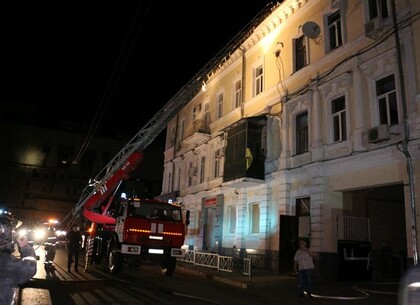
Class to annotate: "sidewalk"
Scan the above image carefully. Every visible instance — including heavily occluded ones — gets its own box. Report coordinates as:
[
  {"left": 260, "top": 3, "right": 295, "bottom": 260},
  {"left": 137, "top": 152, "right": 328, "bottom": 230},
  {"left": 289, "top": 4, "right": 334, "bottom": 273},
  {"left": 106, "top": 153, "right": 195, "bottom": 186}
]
[
  {"left": 175, "top": 261, "right": 400, "bottom": 304},
  {"left": 24, "top": 246, "right": 400, "bottom": 305}
]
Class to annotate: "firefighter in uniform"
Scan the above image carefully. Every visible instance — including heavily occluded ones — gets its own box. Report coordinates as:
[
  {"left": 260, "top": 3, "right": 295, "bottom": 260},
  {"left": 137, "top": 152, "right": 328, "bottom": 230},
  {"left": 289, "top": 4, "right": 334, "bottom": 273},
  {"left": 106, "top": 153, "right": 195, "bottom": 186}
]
[
  {"left": 0, "top": 211, "right": 37, "bottom": 305},
  {"left": 66, "top": 224, "right": 82, "bottom": 272}
]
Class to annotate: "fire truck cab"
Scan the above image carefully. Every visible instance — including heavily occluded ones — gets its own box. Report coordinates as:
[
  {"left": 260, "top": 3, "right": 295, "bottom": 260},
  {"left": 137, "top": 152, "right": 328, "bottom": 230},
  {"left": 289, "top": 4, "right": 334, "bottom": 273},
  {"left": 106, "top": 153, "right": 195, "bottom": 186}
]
[{"left": 90, "top": 196, "right": 188, "bottom": 275}]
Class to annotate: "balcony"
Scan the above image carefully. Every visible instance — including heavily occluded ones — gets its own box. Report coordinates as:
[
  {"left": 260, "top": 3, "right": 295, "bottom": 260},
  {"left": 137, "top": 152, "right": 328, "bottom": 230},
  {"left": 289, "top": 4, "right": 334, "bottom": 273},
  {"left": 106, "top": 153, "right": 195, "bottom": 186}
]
[
  {"left": 183, "top": 119, "right": 210, "bottom": 145},
  {"left": 223, "top": 116, "right": 266, "bottom": 186}
]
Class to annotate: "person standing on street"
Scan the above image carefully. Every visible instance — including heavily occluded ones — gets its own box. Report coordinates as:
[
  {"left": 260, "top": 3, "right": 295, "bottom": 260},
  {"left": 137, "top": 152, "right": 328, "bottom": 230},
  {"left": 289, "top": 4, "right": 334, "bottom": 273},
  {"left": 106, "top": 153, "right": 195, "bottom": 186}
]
[
  {"left": 0, "top": 211, "right": 37, "bottom": 305},
  {"left": 66, "top": 224, "right": 82, "bottom": 272},
  {"left": 294, "top": 238, "right": 316, "bottom": 298}
]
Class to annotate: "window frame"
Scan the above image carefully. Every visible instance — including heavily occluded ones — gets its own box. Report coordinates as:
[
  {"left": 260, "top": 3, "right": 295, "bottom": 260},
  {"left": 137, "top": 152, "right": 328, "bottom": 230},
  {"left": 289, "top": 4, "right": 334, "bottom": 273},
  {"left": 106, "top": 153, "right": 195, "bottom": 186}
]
[
  {"left": 234, "top": 79, "right": 242, "bottom": 109},
  {"left": 293, "top": 35, "right": 308, "bottom": 72},
  {"left": 375, "top": 74, "right": 398, "bottom": 126},
  {"left": 367, "top": 0, "right": 390, "bottom": 20},
  {"left": 216, "top": 92, "right": 224, "bottom": 119},
  {"left": 199, "top": 156, "right": 205, "bottom": 183},
  {"left": 331, "top": 95, "right": 347, "bottom": 143},
  {"left": 254, "top": 65, "right": 264, "bottom": 96},
  {"left": 214, "top": 149, "right": 220, "bottom": 178},
  {"left": 250, "top": 202, "right": 260, "bottom": 234},
  {"left": 326, "top": 9, "right": 342, "bottom": 52},
  {"left": 295, "top": 111, "right": 309, "bottom": 155}
]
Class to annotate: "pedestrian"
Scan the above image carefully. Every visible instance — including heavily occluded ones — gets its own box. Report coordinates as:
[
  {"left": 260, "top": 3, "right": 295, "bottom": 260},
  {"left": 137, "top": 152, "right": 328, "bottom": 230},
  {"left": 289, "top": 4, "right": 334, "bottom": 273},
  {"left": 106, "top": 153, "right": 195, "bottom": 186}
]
[
  {"left": 66, "top": 224, "right": 83, "bottom": 272},
  {"left": 294, "top": 238, "right": 316, "bottom": 298},
  {"left": 0, "top": 211, "right": 37, "bottom": 305}
]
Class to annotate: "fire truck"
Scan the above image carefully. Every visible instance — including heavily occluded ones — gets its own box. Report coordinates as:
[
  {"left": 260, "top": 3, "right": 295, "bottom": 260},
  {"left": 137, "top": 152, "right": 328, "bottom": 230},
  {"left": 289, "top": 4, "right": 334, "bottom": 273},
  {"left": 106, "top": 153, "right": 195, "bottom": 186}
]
[
  {"left": 61, "top": 4, "right": 274, "bottom": 276},
  {"left": 88, "top": 195, "right": 188, "bottom": 275}
]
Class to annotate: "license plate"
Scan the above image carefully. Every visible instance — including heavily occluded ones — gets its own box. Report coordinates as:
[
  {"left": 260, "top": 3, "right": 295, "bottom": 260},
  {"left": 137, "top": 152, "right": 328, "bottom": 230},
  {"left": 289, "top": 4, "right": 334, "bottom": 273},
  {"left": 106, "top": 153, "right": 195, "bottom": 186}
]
[
  {"left": 171, "top": 248, "right": 183, "bottom": 257},
  {"left": 121, "top": 244, "right": 141, "bottom": 254}
]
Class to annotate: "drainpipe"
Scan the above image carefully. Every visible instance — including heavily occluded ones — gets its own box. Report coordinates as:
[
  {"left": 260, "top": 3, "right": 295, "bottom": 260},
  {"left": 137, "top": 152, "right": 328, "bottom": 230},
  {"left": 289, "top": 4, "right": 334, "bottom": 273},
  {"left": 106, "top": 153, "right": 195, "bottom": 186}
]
[
  {"left": 240, "top": 46, "right": 246, "bottom": 118},
  {"left": 171, "top": 114, "right": 179, "bottom": 195},
  {"left": 391, "top": 0, "right": 418, "bottom": 265}
]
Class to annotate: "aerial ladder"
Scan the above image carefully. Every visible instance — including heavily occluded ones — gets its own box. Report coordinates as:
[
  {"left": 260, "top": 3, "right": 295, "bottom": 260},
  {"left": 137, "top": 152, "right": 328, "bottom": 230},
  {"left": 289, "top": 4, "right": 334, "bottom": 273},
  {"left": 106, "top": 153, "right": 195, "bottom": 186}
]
[{"left": 61, "top": 2, "right": 277, "bottom": 232}]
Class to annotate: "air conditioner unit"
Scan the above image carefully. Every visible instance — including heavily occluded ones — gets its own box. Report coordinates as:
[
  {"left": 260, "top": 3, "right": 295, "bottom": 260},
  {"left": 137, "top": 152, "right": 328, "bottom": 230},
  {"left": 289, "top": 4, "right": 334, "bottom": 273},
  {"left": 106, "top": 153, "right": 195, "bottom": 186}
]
[
  {"left": 364, "top": 17, "right": 383, "bottom": 39},
  {"left": 368, "top": 124, "right": 390, "bottom": 143}
]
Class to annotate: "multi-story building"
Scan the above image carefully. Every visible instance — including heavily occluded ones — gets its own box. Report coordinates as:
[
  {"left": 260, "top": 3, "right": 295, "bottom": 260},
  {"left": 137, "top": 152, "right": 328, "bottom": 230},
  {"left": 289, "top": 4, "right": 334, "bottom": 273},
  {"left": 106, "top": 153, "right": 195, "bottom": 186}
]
[
  {"left": 161, "top": 0, "right": 420, "bottom": 281},
  {"left": 0, "top": 121, "right": 164, "bottom": 227}
]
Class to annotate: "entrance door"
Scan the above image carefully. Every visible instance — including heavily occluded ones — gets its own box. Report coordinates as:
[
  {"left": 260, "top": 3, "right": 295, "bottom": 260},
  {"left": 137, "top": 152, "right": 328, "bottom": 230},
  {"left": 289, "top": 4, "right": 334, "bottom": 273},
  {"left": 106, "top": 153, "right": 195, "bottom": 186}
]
[{"left": 278, "top": 215, "right": 299, "bottom": 272}]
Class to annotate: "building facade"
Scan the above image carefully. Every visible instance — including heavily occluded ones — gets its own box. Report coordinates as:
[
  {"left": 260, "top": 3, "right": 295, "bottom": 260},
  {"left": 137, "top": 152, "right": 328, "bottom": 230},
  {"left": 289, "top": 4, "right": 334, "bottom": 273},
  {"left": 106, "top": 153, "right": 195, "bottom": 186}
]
[
  {"left": 0, "top": 121, "right": 163, "bottom": 227},
  {"left": 161, "top": 0, "right": 420, "bottom": 281}
]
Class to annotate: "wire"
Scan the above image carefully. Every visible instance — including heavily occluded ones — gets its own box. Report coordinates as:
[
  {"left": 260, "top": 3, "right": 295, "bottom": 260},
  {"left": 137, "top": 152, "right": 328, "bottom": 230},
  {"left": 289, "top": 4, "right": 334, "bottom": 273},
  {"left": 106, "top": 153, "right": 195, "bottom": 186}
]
[{"left": 72, "top": 1, "right": 152, "bottom": 164}]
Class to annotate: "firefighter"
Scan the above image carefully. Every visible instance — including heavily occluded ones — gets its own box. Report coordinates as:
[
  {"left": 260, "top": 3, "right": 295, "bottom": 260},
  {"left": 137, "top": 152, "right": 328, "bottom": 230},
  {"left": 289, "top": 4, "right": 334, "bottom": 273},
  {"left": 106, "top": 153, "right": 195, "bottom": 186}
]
[
  {"left": 0, "top": 211, "right": 37, "bottom": 305},
  {"left": 66, "top": 224, "right": 82, "bottom": 272}
]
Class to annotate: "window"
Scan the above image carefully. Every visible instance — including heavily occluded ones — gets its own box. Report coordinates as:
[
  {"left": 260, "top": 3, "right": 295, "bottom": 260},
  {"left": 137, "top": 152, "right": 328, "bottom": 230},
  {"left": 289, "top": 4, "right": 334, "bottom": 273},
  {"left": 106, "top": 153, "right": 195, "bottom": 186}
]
[
  {"left": 228, "top": 206, "right": 236, "bottom": 234},
  {"left": 199, "top": 156, "right": 205, "bottom": 183},
  {"left": 176, "top": 167, "right": 181, "bottom": 190},
  {"left": 296, "top": 111, "right": 309, "bottom": 154},
  {"left": 376, "top": 74, "right": 398, "bottom": 126},
  {"left": 294, "top": 36, "right": 307, "bottom": 71},
  {"left": 296, "top": 197, "right": 311, "bottom": 238},
  {"left": 255, "top": 66, "right": 264, "bottom": 96},
  {"left": 368, "top": 0, "right": 390, "bottom": 20},
  {"left": 193, "top": 104, "right": 201, "bottom": 121},
  {"left": 234, "top": 80, "right": 242, "bottom": 108},
  {"left": 167, "top": 172, "right": 172, "bottom": 193},
  {"left": 250, "top": 202, "right": 260, "bottom": 234},
  {"left": 188, "top": 162, "right": 193, "bottom": 186},
  {"left": 332, "top": 96, "right": 347, "bottom": 142},
  {"left": 327, "top": 10, "right": 342, "bottom": 51},
  {"left": 214, "top": 150, "right": 221, "bottom": 178},
  {"left": 217, "top": 92, "right": 224, "bottom": 119}
]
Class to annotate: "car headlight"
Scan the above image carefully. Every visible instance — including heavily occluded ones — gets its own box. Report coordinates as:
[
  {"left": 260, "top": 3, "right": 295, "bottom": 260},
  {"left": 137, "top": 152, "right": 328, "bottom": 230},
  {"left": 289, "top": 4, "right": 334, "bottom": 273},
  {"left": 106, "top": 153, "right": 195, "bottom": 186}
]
[
  {"left": 17, "top": 228, "right": 28, "bottom": 238},
  {"left": 33, "top": 229, "right": 46, "bottom": 240}
]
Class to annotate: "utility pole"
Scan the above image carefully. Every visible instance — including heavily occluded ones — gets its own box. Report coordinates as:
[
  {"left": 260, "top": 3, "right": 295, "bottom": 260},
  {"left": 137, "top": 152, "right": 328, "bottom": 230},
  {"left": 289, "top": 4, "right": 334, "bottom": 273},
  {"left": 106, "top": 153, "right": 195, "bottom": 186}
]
[{"left": 391, "top": 0, "right": 419, "bottom": 265}]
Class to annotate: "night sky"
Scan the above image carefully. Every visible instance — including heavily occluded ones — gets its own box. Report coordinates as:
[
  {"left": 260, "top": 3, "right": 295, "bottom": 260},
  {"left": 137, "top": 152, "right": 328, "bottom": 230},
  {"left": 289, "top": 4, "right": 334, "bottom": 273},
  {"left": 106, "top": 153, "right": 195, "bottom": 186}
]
[{"left": 1, "top": 1, "right": 274, "bottom": 139}]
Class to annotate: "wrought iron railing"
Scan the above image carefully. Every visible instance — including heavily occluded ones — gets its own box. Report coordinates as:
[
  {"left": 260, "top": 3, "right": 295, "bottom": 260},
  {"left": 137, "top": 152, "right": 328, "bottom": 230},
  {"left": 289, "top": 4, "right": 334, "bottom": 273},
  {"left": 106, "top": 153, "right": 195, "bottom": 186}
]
[{"left": 178, "top": 250, "right": 252, "bottom": 281}]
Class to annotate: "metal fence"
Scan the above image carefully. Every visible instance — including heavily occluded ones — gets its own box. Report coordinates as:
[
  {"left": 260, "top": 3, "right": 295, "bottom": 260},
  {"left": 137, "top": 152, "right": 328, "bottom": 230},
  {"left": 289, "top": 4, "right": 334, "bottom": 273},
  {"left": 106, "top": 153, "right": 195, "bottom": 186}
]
[{"left": 178, "top": 250, "right": 252, "bottom": 281}]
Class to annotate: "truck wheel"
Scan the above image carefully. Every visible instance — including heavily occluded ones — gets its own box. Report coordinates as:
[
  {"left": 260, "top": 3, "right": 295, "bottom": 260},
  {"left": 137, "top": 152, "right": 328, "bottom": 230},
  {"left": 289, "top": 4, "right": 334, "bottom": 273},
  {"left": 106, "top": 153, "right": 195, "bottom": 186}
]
[
  {"left": 160, "top": 257, "right": 176, "bottom": 276},
  {"left": 108, "top": 243, "right": 123, "bottom": 274}
]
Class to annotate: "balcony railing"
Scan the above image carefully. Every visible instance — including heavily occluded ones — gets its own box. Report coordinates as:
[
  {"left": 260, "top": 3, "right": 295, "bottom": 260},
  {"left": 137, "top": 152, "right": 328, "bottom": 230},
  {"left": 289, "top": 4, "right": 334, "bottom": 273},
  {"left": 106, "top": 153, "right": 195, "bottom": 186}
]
[{"left": 183, "top": 119, "right": 210, "bottom": 145}]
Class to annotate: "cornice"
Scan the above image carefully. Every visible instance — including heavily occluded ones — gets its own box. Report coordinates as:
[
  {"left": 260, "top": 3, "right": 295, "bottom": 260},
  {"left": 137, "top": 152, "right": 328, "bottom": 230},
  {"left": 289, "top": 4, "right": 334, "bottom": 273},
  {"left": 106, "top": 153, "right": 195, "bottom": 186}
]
[{"left": 207, "top": 0, "right": 314, "bottom": 81}]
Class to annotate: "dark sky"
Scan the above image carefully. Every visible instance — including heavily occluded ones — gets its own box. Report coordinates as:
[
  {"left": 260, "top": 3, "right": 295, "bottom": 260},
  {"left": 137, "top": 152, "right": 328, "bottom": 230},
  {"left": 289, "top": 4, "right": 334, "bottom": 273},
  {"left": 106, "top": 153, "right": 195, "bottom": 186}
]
[{"left": 1, "top": 1, "right": 274, "bottom": 139}]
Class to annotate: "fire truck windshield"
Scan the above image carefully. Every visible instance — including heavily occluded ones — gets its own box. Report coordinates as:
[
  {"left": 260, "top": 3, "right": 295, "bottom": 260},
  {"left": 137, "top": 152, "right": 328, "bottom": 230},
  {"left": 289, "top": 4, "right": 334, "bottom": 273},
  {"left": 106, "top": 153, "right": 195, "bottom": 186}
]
[{"left": 127, "top": 200, "right": 182, "bottom": 222}]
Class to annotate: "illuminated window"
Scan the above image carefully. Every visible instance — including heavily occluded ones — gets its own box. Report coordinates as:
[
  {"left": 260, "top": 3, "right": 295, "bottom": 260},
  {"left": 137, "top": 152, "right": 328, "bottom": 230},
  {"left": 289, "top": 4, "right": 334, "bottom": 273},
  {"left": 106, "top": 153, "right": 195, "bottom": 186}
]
[{"left": 250, "top": 202, "right": 260, "bottom": 234}]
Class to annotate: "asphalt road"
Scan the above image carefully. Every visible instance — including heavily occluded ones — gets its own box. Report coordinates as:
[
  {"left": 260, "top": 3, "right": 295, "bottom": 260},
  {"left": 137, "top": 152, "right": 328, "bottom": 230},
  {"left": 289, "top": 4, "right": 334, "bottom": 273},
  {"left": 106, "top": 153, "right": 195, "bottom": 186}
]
[{"left": 16, "top": 245, "right": 400, "bottom": 305}]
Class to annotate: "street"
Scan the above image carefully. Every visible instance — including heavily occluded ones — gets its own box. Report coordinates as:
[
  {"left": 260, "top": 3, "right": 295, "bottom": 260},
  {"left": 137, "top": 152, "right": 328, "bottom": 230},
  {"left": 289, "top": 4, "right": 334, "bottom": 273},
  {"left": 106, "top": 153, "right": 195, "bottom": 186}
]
[
  {"left": 18, "top": 246, "right": 277, "bottom": 305},
  {"left": 16, "top": 245, "right": 399, "bottom": 305}
]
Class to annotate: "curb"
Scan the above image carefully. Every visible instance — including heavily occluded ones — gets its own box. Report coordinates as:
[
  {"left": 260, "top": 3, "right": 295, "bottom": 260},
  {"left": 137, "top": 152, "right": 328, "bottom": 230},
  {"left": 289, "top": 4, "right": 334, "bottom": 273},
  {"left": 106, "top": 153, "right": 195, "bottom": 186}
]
[{"left": 176, "top": 265, "right": 249, "bottom": 289}]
